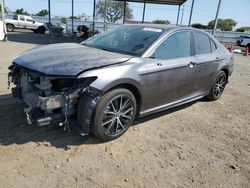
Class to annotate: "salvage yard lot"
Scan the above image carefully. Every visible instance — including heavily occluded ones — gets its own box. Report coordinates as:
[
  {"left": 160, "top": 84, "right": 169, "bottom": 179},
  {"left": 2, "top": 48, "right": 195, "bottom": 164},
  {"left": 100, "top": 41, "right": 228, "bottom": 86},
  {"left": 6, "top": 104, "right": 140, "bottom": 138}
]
[{"left": 0, "top": 31, "right": 250, "bottom": 188}]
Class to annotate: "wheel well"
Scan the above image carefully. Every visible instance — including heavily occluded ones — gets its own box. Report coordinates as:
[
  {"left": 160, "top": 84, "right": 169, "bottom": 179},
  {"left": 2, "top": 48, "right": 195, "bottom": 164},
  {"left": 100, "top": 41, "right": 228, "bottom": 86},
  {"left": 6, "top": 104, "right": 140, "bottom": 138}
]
[
  {"left": 6, "top": 23, "right": 14, "bottom": 27},
  {"left": 107, "top": 83, "right": 142, "bottom": 117},
  {"left": 222, "top": 68, "right": 229, "bottom": 79}
]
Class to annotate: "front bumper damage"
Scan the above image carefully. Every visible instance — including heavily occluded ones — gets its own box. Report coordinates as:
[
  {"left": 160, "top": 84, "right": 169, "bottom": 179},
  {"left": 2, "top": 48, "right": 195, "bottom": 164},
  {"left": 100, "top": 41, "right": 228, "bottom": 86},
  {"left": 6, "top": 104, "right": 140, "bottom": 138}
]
[{"left": 8, "top": 64, "right": 102, "bottom": 135}]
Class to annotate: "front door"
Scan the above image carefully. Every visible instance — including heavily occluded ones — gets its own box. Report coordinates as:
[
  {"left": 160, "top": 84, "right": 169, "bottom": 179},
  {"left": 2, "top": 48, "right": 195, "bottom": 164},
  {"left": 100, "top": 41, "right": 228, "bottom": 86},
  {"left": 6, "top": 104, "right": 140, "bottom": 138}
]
[{"left": 143, "top": 30, "right": 196, "bottom": 111}]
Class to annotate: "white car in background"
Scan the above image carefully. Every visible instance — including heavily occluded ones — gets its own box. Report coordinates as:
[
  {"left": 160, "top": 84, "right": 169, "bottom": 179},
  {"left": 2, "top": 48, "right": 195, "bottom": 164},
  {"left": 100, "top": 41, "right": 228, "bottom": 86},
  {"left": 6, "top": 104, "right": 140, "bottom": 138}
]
[
  {"left": 236, "top": 35, "right": 250, "bottom": 50},
  {"left": 5, "top": 15, "right": 47, "bottom": 34}
]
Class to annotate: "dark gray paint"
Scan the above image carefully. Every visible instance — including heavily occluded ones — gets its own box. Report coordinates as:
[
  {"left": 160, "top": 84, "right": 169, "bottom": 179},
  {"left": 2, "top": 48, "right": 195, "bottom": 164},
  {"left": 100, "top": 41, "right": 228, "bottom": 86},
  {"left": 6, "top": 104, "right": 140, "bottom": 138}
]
[
  {"left": 13, "top": 25, "right": 234, "bottom": 117},
  {"left": 13, "top": 43, "right": 132, "bottom": 76}
]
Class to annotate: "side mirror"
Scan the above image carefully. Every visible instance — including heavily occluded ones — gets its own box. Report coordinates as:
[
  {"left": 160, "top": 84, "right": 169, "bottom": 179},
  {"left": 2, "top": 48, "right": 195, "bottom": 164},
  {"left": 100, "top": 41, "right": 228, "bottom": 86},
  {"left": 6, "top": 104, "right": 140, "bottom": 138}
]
[{"left": 33, "top": 21, "right": 35, "bottom": 24}]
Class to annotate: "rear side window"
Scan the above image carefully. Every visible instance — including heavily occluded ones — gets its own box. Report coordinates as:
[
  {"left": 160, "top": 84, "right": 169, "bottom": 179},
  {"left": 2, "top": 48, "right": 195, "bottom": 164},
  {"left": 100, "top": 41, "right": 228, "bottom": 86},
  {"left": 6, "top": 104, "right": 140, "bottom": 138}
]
[
  {"left": 154, "top": 31, "right": 191, "bottom": 60},
  {"left": 20, "top": 16, "right": 25, "bottom": 21},
  {"left": 194, "top": 32, "right": 211, "bottom": 55},
  {"left": 210, "top": 39, "right": 217, "bottom": 52},
  {"left": 26, "top": 18, "right": 33, "bottom": 22}
]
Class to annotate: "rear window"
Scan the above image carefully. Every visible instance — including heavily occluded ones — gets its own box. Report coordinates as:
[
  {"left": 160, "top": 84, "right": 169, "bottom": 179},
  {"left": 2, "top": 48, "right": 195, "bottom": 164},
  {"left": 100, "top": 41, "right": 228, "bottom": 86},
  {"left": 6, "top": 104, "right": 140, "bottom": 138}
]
[
  {"left": 20, "top": 16, "right": 25, "bottom": 21},
  {"left": 194, "top": 32, "right": 211, "bottom": 55}
]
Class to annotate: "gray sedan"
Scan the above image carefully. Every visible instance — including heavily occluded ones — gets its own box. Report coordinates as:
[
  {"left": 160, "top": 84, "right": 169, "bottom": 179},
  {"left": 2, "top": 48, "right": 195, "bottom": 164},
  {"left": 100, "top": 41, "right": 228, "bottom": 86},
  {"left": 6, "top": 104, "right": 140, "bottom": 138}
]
[{"left": 9, "top": 24, "right": 234, "bottom": 141}]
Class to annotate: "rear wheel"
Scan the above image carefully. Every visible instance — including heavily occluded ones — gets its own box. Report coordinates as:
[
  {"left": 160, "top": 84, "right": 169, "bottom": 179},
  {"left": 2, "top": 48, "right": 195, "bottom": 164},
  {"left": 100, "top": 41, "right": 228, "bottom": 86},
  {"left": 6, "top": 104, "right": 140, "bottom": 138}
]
[
  {"left": 247, "top": 44, "right": 250, "bottom": 52},
  {"left": 37, "top": 26, "right": 46, "bottom": 34},
  {"left": 6, "top": 24, "right": 15, "bottom": 32},
  {"left": 32, "top": 29, "right": 38, "bottom": 33},
  {"left": 206, "top": 71, "right": 227, "bottom": 101},
  {"left": 91, "top": 89, "right": 137, "bottom": 141}
]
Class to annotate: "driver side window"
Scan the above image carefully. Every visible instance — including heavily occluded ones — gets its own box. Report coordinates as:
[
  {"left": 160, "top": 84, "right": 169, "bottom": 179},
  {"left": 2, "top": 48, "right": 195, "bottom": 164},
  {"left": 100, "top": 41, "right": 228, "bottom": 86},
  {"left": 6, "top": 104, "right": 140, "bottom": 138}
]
[{"left": 154, "top": 31, "right": 191, "bottom": 60}]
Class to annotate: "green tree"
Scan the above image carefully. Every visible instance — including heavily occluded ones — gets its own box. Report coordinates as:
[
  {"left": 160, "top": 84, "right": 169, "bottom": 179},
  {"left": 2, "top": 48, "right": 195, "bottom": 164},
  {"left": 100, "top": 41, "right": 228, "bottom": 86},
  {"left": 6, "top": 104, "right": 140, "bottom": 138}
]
[
  {"left": 191, "top": 23, "right": 208, "bottom": 29},
  {"left": 96, "top": 0, "right": 133, "bottom": 22},
  {"left": 61, "top": 17, "right": 67, "bottom": 24},
  {"left": 207, "top": 18, "right": 237, "bottom": 31},
  {"left": 236, "top": 27, "right": 250, "bottom": 32},
  {"left": 69, "top": 16, "right": 80, "bottom": 19},
  {"left": 152, "top": 20, "right": 170, "bottom": 24},
  {"left": 14, "top": 8, "right": 29, "bottom": 15},
  {"left": 35, "top": 9, "right": 48, "bottom": 17},
  {"left": 0, "top": 4, "right": 9, "bottom": 13}
]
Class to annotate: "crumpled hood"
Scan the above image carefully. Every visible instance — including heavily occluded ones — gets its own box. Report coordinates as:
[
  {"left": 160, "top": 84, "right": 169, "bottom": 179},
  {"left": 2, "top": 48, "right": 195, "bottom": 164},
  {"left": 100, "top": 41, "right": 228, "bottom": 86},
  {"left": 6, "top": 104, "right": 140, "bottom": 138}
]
[{"left": 13, "top": 43, "right": 132, "bottom": 76}]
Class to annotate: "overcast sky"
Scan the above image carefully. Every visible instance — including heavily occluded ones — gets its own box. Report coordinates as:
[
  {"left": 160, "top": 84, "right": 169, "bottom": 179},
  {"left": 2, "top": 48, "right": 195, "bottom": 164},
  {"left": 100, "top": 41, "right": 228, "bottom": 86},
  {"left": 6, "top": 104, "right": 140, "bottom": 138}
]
[{"left": 4, "top": 0, "right": 250, "bottom": 28}]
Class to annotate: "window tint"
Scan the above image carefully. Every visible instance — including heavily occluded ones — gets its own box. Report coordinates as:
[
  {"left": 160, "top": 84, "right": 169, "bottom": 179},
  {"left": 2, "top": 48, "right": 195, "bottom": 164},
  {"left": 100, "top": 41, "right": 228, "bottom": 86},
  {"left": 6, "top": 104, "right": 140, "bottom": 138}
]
[
  {"left": 194, "top": 32, "right": 211, "bottom": 55},
  {"left": 154, "top": 31, "right": 191, "bottom": 60},
  {"left": 20, "top": 16, "right": 25, "bottom": 21},
  {"left": 210, "top": 39, "right": 217, "bottom": 52},
  {"left": 26, "top": 18, "right": 34, "bottom": 23}
]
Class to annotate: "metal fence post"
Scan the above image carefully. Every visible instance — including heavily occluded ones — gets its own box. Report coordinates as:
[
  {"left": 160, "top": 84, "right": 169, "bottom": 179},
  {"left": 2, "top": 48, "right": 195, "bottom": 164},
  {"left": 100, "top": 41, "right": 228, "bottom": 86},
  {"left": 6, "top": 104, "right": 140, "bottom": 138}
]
[
  {"left": 142, "top": 0, "right": 146, "bottom": 23},
  {"left": 212, "top": 0, "right": 222, "bottom": 36},
  {"left": 188, "top": 0, "right": 194, "bottom": 26},
  {"left": 176, "top": 5, "right": 180, "bottom": 25},
  {"left": 72, "top": 0, "right": 74, "bottom": 34}
]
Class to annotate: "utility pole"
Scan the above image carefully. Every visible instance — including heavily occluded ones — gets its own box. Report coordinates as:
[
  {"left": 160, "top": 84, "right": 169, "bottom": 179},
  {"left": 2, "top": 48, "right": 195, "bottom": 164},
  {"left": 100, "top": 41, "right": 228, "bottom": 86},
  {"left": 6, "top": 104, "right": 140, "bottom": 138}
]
[
  {"left": 212, "top": 0, "right": 222, "bottom": 36},
  {"left": 104, "top": 0, "right": 107, "bottom": 30},
  {"left": 1, "top": 0, "right": 5, "bottom": 19}
]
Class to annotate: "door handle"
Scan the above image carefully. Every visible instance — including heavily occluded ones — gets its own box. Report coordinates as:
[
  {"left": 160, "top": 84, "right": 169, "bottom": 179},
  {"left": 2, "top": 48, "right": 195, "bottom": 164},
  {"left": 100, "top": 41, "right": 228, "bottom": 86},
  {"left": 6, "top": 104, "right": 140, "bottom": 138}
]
[
  {"left": 215, "top": 57, "right": 221, "bottom": 61},
  {"left": 188, "top": 61, "right": 196, "bottom": 68}
]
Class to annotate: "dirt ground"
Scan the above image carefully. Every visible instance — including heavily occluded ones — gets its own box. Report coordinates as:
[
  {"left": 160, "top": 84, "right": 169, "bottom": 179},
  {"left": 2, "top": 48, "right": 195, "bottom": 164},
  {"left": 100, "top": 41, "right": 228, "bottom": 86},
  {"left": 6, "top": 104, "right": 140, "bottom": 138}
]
[{"left": 0, "top": 31, "right": 250, "bottom": 188}]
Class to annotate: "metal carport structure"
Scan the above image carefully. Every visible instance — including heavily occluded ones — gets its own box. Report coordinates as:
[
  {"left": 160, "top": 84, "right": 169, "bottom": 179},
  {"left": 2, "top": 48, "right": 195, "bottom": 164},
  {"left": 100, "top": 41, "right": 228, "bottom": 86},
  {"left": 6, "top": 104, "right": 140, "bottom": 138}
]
[
  {"left": 114, "top": 0, "right": 187, "bottom": 25},
  {"left": 1, "top": 0, "right": 223, "bottom": 36}
]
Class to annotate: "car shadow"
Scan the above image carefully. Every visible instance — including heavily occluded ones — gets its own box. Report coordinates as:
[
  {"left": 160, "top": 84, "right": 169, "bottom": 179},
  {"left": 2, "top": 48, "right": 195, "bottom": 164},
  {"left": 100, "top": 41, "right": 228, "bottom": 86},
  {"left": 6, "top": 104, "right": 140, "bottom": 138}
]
[
  {"left": 7, "top": 30, "right": 83, "bottom": 45},
  {"left": 0, "top": 94, "right": 197, "bottom": 149}
]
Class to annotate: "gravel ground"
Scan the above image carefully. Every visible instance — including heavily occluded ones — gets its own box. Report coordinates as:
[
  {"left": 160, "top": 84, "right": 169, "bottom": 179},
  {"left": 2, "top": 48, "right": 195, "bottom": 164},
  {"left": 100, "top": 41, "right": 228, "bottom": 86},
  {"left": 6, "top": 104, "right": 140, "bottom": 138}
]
[{"left": 0, "top": 31, "right": 249, "bottom": 188}]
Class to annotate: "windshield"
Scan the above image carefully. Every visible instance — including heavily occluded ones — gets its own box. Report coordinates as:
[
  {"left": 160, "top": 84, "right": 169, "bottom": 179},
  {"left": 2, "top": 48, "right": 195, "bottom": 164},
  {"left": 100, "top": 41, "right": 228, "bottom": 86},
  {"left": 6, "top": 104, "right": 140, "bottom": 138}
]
[{"left": 82, "top": 25, "right": 163, "bottom": 56}]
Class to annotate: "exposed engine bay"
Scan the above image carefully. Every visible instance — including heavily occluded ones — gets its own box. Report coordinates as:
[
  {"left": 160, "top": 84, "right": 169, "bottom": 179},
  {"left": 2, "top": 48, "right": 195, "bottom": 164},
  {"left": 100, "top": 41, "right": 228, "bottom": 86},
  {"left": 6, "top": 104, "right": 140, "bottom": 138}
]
[{"left": 8, "top": 64, "right": 102, "bottom": 135}]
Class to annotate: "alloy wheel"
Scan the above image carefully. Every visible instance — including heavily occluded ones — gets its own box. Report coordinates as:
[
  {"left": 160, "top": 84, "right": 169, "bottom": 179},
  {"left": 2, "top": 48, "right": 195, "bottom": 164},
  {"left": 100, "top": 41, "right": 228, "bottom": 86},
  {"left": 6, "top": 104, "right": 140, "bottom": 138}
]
[
  {"left": 101, "top": 95, "right": 134, "bottom": 137},
  {"left": 213, "top": 73, "right": 227, "bottom": 98}
]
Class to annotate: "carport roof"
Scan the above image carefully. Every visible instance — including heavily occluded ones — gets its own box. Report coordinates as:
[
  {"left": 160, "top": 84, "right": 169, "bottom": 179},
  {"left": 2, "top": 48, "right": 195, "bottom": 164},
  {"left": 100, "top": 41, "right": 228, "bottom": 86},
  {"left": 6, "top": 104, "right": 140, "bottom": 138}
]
[{"left": 113, "top": 0, "right": 187, "bottom": 5}]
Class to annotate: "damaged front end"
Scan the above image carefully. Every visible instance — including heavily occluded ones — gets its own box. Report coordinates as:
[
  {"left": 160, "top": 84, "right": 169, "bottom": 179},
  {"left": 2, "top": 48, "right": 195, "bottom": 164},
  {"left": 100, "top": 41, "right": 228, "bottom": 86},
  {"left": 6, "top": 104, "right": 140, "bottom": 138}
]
[{"left": 8, "top": 64, "right": 101, "bottom": 135}]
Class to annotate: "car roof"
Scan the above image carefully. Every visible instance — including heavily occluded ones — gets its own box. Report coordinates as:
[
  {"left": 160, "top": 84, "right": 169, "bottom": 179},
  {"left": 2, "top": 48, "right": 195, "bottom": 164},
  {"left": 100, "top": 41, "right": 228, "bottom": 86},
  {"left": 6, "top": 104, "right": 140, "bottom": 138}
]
[{"left": 122, "top": 23, "right": 200, "bottom": 33}]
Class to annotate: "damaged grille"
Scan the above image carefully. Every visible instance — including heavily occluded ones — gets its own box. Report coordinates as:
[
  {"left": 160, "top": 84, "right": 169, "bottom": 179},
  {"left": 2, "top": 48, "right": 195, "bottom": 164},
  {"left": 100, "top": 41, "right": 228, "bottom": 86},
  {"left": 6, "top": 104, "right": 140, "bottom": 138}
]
[{"left": 8, "top": 64, "right": 99, "bottom": 127}]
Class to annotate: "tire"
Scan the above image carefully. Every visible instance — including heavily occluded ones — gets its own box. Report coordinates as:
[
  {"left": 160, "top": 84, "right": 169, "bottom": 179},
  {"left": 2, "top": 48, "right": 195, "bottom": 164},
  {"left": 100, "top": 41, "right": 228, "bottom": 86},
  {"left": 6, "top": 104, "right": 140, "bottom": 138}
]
[
  {"left": 88, "top": 89, "right": 137, "bottom": 141},
  {"left": 37, "top": 26, "right": 46, "bottom": 34},
  {"left": 236, "top": 40, "right": 241, "bottom": 46},
  {"left": 247, "top": 44, "right": 250, "bottom": 52},
  {"left": 206, "top": 71, "right": 227, "bottom": 101},
  {"left": 6, "top": 24, "right": 15, "bottom": 32},
  {"left": 32, "top": 29, "right": 38, "bottom": 33}
]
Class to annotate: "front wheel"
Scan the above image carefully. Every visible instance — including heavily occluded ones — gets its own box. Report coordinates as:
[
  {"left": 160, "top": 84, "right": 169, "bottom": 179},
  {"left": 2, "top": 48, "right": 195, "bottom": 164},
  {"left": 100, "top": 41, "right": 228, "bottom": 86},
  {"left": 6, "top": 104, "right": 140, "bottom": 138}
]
[
  {"left": 206, "top": 71, "right": 227, "bottom": 101},
  {"left": 91, "top": 89, "right": 137, "bottom": 141},
  {"left": 6, "top": 24, "right": 15, "bottom": 32}
]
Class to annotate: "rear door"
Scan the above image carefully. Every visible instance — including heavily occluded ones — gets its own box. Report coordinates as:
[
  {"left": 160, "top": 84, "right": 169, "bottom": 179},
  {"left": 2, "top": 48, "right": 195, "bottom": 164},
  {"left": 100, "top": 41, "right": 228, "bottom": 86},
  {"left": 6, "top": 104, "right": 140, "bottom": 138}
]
[
  {"left": 192, "top": 31, "right": 220, "bottom": 94},
  {"left": 144, "top": 30, "right": 196, "bottom": 110}
]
